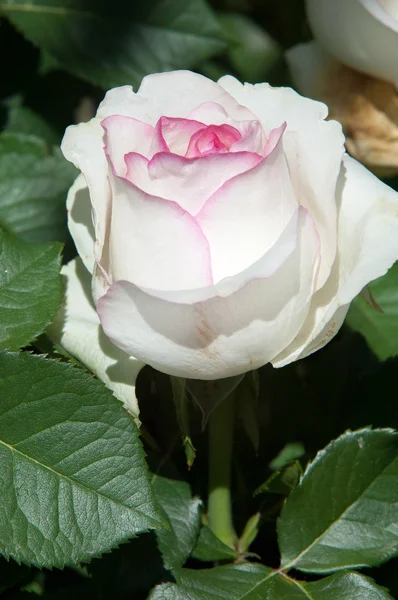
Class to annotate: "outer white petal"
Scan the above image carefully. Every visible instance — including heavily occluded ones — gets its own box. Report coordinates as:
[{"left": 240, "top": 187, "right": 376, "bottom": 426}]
[
  {"left": 61, "top": 119, "right": 111, "bottom": 267},
  {"left": 97, "top": 209, "right": 319, "bottom": 380},
  {"left": 47, "top": 258, "right": 145, "bottom": 419},
  {"left": 273, "top": 155, "right": 398, "bottom": 367},
  {"left": 66, "top": 174, "right": 95, "bottom": 273},
  {"left": 306, "top": 0, "right": 398, "bottom": 85},
  {"left": 218, "top": 75, "right": 344, "bottom": 289},
  {"left": 96, "top": 71, "right": 257, "bottom": 125}
]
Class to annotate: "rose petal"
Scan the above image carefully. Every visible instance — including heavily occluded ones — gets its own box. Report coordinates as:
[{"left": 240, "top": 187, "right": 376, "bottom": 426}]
[
  {"left": 66, "top": 174, "right": 95, "bottom": 273},
  {"left": 155, "top": 116, "right": 205, "bottom": 156},
  {"left": 218, "top": 75, "right": 344, "bottom": 289},
  {"left": 196, "top": 137, "right": 297, "bottom": 282},
  {"left": 61, "top": 120, "right": 111, "bottom": 266},
  {"left": 124, "top": 150, "right": 262, "bottom": 216},
  {"left": 97, "top": 208, "right": 319, "bottom": 380},
  {"left": 101, "top": 115, "right": 157, "bottom": 176},
  {"left": 96, "top": 72, "right": 256, "bottom": 125},
  {"left": 306, "top": 0, "right": 398, "bottom": 85},
  {"left": 47, "top": 258, "right": 144, "bottom": 420},
  {"left": 106, "top": 173, "right": 213, "bottom": 290},
  {"left": 273, "top": 155, "right": 398, "bottom": 367}
]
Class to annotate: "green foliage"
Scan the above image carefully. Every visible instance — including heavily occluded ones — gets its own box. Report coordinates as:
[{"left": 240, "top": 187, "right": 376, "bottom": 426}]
[
  {"left": 0, "top": 132, "right": 76, "bottom": 243},
  {"left": 0, "top": 0, "right": 226, "bottom": 89},
  {"left": 191, "top": 524, "right": 238, "bottom": 562},
  {"left": 278, "top": 429, "right": 398, "bottom": 573},
  {"left": 153, "top": 476, "right": 202, "bottom": 570},
  {"left": 0, "top": 352, "right": 165, "bottom": 568},
  {"left": 347, "top": 264, "right": 398, "bottom": 360},
  {"left": 0, "top": 229, "right": 63, "bottom": 350}
]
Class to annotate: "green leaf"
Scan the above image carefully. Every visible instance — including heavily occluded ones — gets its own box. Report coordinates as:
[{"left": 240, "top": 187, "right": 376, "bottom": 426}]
[
  {"left": 0, "top": 352, "right": 165, "bottom": 568},
  {"left": 219, "top": 12, "right": 281, "bottom": 83},
  {"left": 347, "top": 264, "right": 398, "bottom": 360},
  {"left": 5, "top": 96, "right": 61, "bottom": 147},
  {"left": 0, "top": 0, "right": 226, "bottom": 89},
  {"left": 148, "top": 563, "right": 275, "bottom": 600},
  {"left": 149, "top": 568, "right": 395, "bottom": 599},
  {"left": 0, "top": 132, "right": 76, "bottom": 243},
  {"left": 153, "top": 476, "right": 201, "bottom": 571},
  {"left": 0, "top": 230, "right": 63, "bottom": 350},
  {"left": 278, "top": 428, "right": 398, "bottom": 573},
  {"left": 191, "top": 524, "right": 238, "bottom": 562},
  {"left": 255, "top": 460, "right": 302, "bottom": 497},
  {"left": 305, "top": 571, "right": 395, "bottom": 600}
]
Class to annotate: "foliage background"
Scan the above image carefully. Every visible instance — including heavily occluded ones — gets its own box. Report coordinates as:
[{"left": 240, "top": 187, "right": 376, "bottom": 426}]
[{"left": 1, "top": 0, "right": 398, "bottom": 598}]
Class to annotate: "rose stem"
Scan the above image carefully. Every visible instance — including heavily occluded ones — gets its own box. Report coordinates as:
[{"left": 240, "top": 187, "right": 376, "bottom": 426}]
[{"left": 207, "top": 391, "right": 237, "bottom": 549}]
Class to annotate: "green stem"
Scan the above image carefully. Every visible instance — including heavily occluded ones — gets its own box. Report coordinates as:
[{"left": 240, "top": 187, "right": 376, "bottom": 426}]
[{"left": 207, "top": 392, "right": 237, "bottom": 549}]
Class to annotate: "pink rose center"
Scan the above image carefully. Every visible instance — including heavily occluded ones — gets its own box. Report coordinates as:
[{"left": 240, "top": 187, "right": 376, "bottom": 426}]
[{"left": 185, "top": 124, "right": 242, "bottom": 158}]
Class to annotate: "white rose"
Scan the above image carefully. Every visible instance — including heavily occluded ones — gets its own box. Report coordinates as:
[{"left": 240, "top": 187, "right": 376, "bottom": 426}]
[
  {"left": 305, "top": 0, "right": 398, "bottom": 85},
  {"left": 55, "top": 71, "right": 398, "bottom": 386}
]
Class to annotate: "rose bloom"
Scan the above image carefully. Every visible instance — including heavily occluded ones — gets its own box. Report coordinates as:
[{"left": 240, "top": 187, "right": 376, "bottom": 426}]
[
  {"left": 305, "top": 0, "right": 398, "bottom": 85},
  {"left": 55, "top": 71, "right": 398, "bottom": 392},
  {"left": 287, "top": 0, "right": 398, "bottom": 174}
]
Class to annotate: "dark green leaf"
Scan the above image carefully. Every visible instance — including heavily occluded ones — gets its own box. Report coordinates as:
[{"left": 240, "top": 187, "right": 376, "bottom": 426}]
[
  {"left": 191, "top": 524, "right": 238, "bottom": 562},
  {"left": 219, "top": 12, "right": 281, "bottom": 83},
  {"left": 278, "top": 428, "right": 398, "bottom": 573},
  {"left": 347, "top": 264, "right": 398, "bottom": 360},
  {"left": 153, "top": 476, "right": 201, "bottom": 571},
  {"left": 0, "top": 132, "right": 76, "bottom": 243},
  {"left": 305, "top": 571, "right": 395, "bottom": 600},
  {"left": 236, "top": 371, "right": 260, "bottom": 454},
  {"left": 148, "top": 563, "right": 275, "bottom": 600},
  {"left": 149, "top": 568, "right": 395, "bottom": 599},
  {"left": 0, "top": 230, "right": 62, "bottom": 350},
  {"left": 0, "top": 352, "right": 165, "bottom": 568},
  {"left": 5, "top": 96, "right": 61, "bottom": 147},
  {"left": 0, "top": 0, "right": 226, "bottom": 89},
  {"left": 255, "top": 461, "right": 302, "bottom": 497}
]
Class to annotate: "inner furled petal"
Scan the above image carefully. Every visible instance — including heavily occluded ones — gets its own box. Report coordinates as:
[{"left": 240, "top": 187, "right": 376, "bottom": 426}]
[
  {"left": 186, "top": 124, "right": 242, "bottom": 158},
  {"left": 101, "top": 115, "right": 156, "bottom": 177},
  {"left": 107, "top": 173, "right": 213, "bottom": 291},
  {"left": 153, "top": 116, "right": 206, "bottom": 156},
  {"left": 124, "top": 150, "right": 263, "bottom": 215},
  {"left": 196, "top": 135, "right": 298, "bottom": 283},
  {"left": 229, "top": 120, "right": 267, "bottom": 155}
]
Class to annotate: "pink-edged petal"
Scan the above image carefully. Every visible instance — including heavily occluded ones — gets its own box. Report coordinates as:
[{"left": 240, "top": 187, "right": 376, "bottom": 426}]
[
  {"left": 101, "top": 115, "right": 156, "bottom": 176},
  {"left": 185, "top": 123, "right": 241, "bottom": 157},
  {"left": 47, "top": 258, "right": 144, "bottom": 420},
  {"left": 272, "top": 155, "right": 398, "bottom": 367},
  {"left": 264, "top": 122, "right": 287, "bottom": 156},
  {"left": 125, "top": 150, "right": 263, "bottom": 216},
  {"left": 135, "top": 206, "right": 302, "bottom": 305},
  {"left": 196, "top": 138, "right": 298, "bottom": 282},
  {"left": 230, "top": 120, "right": 267, "bottom": 155},
  {"left": 106, "top": 173, "right": 213, "bottom": 290},
  {"left": 155, "top": 116, "right": 205, "bottom": 156},
  {"left": 97, "top": 208, "right": 319, "bottom": 380},
  {"left": 61, "top": 120, "right": 111, "bottom": 264},
  {"left": 66, "top": 174, "right": 95, "bottom": 273},
  {"left": 218, "top": 75, "right": 344, "bottom": 289}
]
